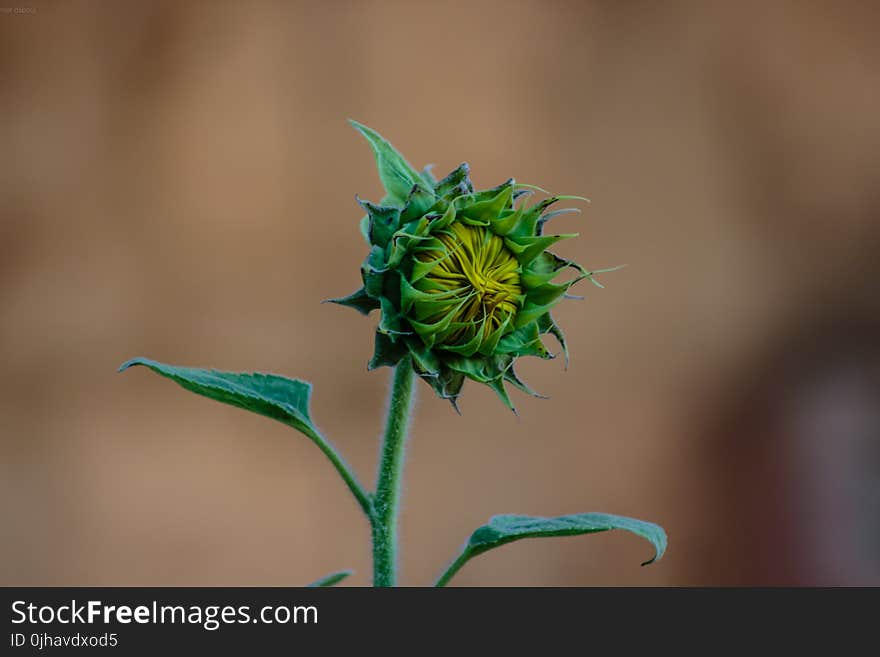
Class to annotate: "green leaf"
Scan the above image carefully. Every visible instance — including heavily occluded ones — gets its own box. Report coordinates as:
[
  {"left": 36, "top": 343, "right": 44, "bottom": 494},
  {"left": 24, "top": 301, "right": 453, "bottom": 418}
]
[
  {"left": 435, "top": 512, "right": 667, "bottom": 586},
  {"left": 119, "top": 357, "right": 322, "bottom": 438},
  {"left": 118, "top": 357, "right": 372, "bottom": 515},
  {"left": 306, "top": 570, "right": 353, "bottom": 587},
  {"left": 350, "top": 119, "right": 431, "bottom": 204}
]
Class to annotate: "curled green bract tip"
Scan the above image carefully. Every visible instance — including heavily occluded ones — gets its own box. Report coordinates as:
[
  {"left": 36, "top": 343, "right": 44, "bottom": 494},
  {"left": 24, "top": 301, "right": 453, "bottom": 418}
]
[{"left": 329, "top": 121, "right": 599, "bottom": 412}]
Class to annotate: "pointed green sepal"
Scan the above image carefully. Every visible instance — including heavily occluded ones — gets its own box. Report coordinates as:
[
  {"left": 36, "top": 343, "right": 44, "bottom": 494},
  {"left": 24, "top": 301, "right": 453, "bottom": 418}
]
[
  {"left": 521, "top": 251, "right": 577, "bottom": 288},
  {"left": 419, "top": 365, "right": 465, "bottom": 411},
  {"left": 434, "top": 163, "right": 473, "bottom": 200},
  {"left": 357, "top": 196, "right": 401, "bottom": 248},
  {"left": 361, "top": 245, "right": 388, "bottom": 298},
  {"left": 504, "top": 233, "right": 578, "bottom": 266},
  {"left": 537, "top": 207, "right": 581, "bottom": 233},
  {"left": 368, "top": 330, "right": 408, "bottom": 370},
  {"left": 496, "top": 322, "right": 551, "bottom": 359},
  {"left": 400, "top": 183, "right": 437, "bottom": 223},
  {"left": 524, "top": 280, "right": 570, "bottom": 307},
  {"left": 538, "top": 312, "right": 569, "bottom": 366},
  {"left": 458, "top": 181, "right": 514, "bottom": 224},
  {"left": 324, "top": 286, "right": 380, "bottom": 315},
  {"left": 504, "top": 365, "right": 547, "bottom": 399},
  {"left": 377, "top": 296, "right": 411, "bottom": 336},
  {"left": 406, "top": 340, "right": 442, "bottom": 378},
  {"left": 489, "top": 206, "right": 525, "bottom": 236},
  {"left": 487, "top": 377, "right": 516, "bottom": 414}
]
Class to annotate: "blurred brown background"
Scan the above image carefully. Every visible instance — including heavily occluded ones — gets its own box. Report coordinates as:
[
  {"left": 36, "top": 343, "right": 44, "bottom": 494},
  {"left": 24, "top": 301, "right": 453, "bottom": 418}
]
[{"left": 2, "top": 0, "right": 879, "bottom": 586}]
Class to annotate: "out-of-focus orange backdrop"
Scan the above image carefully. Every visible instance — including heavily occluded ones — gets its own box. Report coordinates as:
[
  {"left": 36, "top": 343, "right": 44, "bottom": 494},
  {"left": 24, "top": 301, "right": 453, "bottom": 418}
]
[{"left": 2, "top": 1, "right": 879, "bottom": 586}]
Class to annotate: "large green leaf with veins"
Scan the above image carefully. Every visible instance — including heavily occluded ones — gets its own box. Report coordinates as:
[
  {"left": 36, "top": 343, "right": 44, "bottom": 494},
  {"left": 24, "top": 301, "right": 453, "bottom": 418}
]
[
  {"left": 435, "top": 512, "right": 667, "bottom": 586},
  {"left": 119, "top": 357, "right": 321, "bottom": 441},
  {"left": 118, "top": 357, "right": 371, "bottom": 514}
]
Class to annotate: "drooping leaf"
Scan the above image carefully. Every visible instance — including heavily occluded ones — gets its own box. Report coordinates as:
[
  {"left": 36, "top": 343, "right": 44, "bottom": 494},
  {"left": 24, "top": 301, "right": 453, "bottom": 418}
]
[
  {"left": 350, "top": 120, "right": 431, "bottom": 204},
  {"left": 435, "top": 512, "right": 667, "bottom": 586},
  {"left": 119, "top": 357, "right": 322, "bottom": 440},
  {"left": 118, "top": 357, "right": 372, "bottom": 515},
  {"left": 306, "top": 570, "right": 353, "bottom": 587}
]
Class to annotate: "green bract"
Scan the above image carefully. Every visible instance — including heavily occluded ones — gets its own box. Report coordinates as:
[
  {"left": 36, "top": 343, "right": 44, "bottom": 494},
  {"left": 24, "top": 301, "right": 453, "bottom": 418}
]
[{"left": 331, "top": 121, "right": 604, "bottom": 412}]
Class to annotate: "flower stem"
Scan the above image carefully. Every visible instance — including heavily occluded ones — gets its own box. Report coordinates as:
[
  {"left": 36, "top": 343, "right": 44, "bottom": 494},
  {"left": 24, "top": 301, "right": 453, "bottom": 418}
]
[{"left": 371, "top": 355, "right": 416, "bottom": 587}]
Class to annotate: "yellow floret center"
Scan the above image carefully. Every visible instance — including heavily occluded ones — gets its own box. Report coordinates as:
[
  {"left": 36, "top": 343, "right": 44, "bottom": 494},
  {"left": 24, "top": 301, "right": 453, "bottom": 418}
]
[{"left": 412, "top": 222, "right": 521, "bottom": 348}]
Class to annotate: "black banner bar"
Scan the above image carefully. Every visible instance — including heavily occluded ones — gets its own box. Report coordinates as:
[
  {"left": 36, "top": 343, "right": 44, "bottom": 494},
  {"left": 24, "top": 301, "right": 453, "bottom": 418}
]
[{"left": 1, "top": 587, "right": 872, "bottom": 653}]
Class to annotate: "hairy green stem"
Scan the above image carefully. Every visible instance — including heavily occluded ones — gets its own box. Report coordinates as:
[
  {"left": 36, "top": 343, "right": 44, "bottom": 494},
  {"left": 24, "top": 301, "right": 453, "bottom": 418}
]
[{"left": 371, "top": 356, "right": 416, "bottom": 587}]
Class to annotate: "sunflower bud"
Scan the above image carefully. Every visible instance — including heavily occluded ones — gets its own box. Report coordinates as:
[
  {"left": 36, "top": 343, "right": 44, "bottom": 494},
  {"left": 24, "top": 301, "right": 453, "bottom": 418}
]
[{"left": 329, "top": 121, "right": 602, "bottom": 412}]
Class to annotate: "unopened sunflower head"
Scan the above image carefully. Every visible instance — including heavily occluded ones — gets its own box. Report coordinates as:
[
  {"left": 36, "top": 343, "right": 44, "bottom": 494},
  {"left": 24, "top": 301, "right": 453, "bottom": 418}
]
[{"left": 329, "top": 121, "right": 612, "bottom": 412}]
